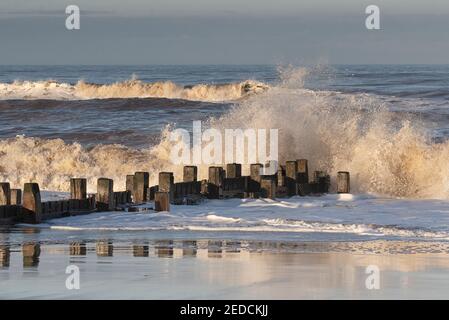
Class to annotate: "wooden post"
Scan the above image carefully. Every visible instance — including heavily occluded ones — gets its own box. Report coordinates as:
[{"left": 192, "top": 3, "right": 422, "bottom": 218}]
[
  {"left": 245, "top": 163, "right": 262, "bottom": 195},
  {"left": 250, "top": 163, "right": 262, "bottom": 183},
  {"left": 0, "top": 183, "right": 11, "bottom": 206},
  {"left": 183, "top": 166, "right": 198, "bottom": 182},
  {"left": 147, "top": 186, "right": 158, "bottom": 201},
  {"left": 126, "top": 174, "right": 134, "bottom": 194},
  {"left": 159, "top": 172, "right": 174, "bottom": 202},
  {"left": 155, "top": 192, "right": 170, "bottom": 212},
  {"left": 260, "top": 175, "right": 277, "bottom": 199},
  {"left": 208, "top": 167, "right": 224, "bottom": 186},
  {"left": 133, "top": 172, "right": 149, "bottom": 204},
  {"left": 337, "top": 171, "right": 350, "bottom": 193},
  {"left": 10, "top": 189, "right": 22, "bottom": 205},
  {"left": 226, "top": 163, "right": 242, "bottom": 178},
  {"left": 97, "top": 178, "right": 114, "bottom": 211},
  {"left": 296, "top": 159, "right": 309, "bottom": 184},
  {"left": 22, "top": 183, "right": 42, "bottom": 224},
  {"left": 70, "top": 178, "right": 87, "bottom": 200},
  {"left": 208, "top": 167, "right": 224, "bottom": 198},
  {"left": 285, "top": 161, "right": 298, "bottom": 196},
  {"left": 314, "top": 171, "right": 330, "bottom": 193},
  {"left": 277, "top": 165, "right": 286, "bottom": 187},
  {"left": 0, "top": 206, "right": 5, "bottom": 220}
]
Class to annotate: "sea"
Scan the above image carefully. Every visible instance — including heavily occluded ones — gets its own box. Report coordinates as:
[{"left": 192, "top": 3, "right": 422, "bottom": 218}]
[{"left": 2, "top": 65, "right": 449, "bottom": 298}]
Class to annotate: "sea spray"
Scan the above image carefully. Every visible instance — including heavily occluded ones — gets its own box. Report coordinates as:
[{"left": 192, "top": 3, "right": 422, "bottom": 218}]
[{"left": 1, "top": 67, "right": 448, "bottom": 198}]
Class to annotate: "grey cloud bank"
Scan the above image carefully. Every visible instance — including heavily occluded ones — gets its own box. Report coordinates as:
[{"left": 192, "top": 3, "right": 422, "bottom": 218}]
[{"left": 0, "top": 1, "right": 448, "bottom": 64}]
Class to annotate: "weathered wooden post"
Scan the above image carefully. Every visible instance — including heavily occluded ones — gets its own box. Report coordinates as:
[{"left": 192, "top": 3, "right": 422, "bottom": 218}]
[
  {"left": 285, "top": 161, "right": 298, "bottom": 196},
  {"left": 277, "top": 165, "right": 286, "bottom": 187},
  {"left": 260, "top": 175, "right": 277, "bottom": 199},
  {"left": 10, "top": 189, "right": 22, "bottom": 205},
  {"left": 226, "top": 163, "right": 242, "bottom": 178},
  {"left": 314, "top": 171, "right": 330, "bottom": 193},
  {"left": 97, "top": 178, "right": 114, "bottom": 211},
  {"left": 337, "top": 171, "right": 350, "bottom": 193},
  {"left": 243, "top": 163, "right": 262, "bottom": 197},
  {"left": 126, "top": 174, "right": 134, "bottom": 195},
  {"left": 183, "top": 166, "right": 198, "bottom": 182},
  {"left": 133, "top": 172, "right": 149, "bottom": 204},
  {"left": 250, "top": 163, "right": 262, "bottom": 183},
  {"left": 208, "top": 167, "right": 224, "bottom": 198},
  {"left": 0, "top": 206, "right": 5, "bottom": 220},
  {"left": 147, "top": 186, "right": 158, "bottom": 201},
  {"left": 0, "top": 183, "right": 11, "bottom": 206},
  {"left": 22, "top": 183, "right": 42, "bottom": 224},
  {"left": 70, "top": 178, "right": 87, "bottom": 200},
  {"left": 154, "top": 192, "right": 170, "bottom": 212},
  {"left": 295, "top": 159, "right": 310, "bottom": 196},
  {"left": 159, "top": 172, "right": 174, "bottom": 202},
  {"left": 296, "top": 159, "right": 309, "bottom": 184}
]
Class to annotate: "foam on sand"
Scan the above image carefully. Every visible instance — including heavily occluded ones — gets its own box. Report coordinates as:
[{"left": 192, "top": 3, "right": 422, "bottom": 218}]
[{"left": 32, "top": 195, "right": 449, "bottom": 241}]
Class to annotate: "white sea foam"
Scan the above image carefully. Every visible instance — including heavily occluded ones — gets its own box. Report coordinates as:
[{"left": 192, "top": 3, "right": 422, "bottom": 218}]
[
  {"left": 39, "top": 195, "right": 449, "bottom": 240},
  {"left": 206, "top": 214, "right": 241, "bottom": 223}
]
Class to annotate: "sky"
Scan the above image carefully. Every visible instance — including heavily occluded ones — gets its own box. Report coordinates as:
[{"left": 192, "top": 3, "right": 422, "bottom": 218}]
[{"left": 0, "top": 0, "right": 449, "bottom": 65}]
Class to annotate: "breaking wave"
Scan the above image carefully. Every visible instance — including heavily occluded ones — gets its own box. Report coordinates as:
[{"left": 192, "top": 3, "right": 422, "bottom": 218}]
[
  {"left": 0, "top": 79, "right": 269, "bottom": 102},
  {"left": 1, "top": 66, "right": 449, "bottom": 199}
]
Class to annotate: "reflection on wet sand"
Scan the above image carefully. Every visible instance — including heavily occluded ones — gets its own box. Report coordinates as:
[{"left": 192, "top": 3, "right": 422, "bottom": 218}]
[
  {"left": 1, "top": 239, "right": 449, "bottom": 298},
  {"left": 181, "top": 240, "right": 197, "bottom": 257},
  {"left": 133, "top": 244, "right": 149, "bottom": 257},
  {"left": 0, "top": 245, "right": 10, "bottom": 267},
  {"left": 96, "top": 241, "right": 113, "bottom": 257},
  {"left": 22, "top": 243, "right": 40, "bottom": 267},
  {"left": 224, "top": 241, "right": 241, "bottom": 253},
  {"left": 70, "top": 242, "right": 87, "bottom": 256},
  {"left": 155, "top": 240, "right": 173, "bottom": 258},
  {"left": 208, "top": 241, "right": 223, "bottom": 258},
  {"left": 2, "top": 239, "right": 449, "bottom": 274}
]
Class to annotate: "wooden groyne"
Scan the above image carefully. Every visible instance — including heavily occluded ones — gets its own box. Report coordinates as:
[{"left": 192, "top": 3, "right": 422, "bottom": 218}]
[{"left": 0, "top": 160, "right": 350, "bottom": 225}]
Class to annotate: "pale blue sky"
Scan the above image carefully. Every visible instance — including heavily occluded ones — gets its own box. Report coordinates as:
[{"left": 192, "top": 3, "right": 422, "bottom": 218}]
[{"left": 1, "top": 0, "right": 448, "bottom": 64}]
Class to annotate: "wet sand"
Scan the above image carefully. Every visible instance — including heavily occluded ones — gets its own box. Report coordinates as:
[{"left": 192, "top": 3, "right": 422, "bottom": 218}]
[{"left": 1, "top": 240, "right": 449, "bottom": 299}]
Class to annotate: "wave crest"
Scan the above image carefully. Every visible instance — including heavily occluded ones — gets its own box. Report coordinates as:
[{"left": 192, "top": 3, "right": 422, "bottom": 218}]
[{"left": 0, "top": 79, "right": 269, "bottom": 102}]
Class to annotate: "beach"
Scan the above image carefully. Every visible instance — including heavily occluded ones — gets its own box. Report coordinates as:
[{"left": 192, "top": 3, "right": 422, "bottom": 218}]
[{"left": 2, "top": 237, "right": 449, "bottom": 299}]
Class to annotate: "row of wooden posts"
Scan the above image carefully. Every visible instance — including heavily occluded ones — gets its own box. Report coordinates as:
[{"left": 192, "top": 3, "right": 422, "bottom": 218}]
[{"left": 0, "top": 159, "right": 350, "bottom": 225}]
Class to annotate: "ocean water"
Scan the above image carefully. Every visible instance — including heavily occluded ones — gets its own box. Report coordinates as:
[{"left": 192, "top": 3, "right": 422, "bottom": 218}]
[{"left": 1, "top": 65, "right": 449, "bottom": 246}]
